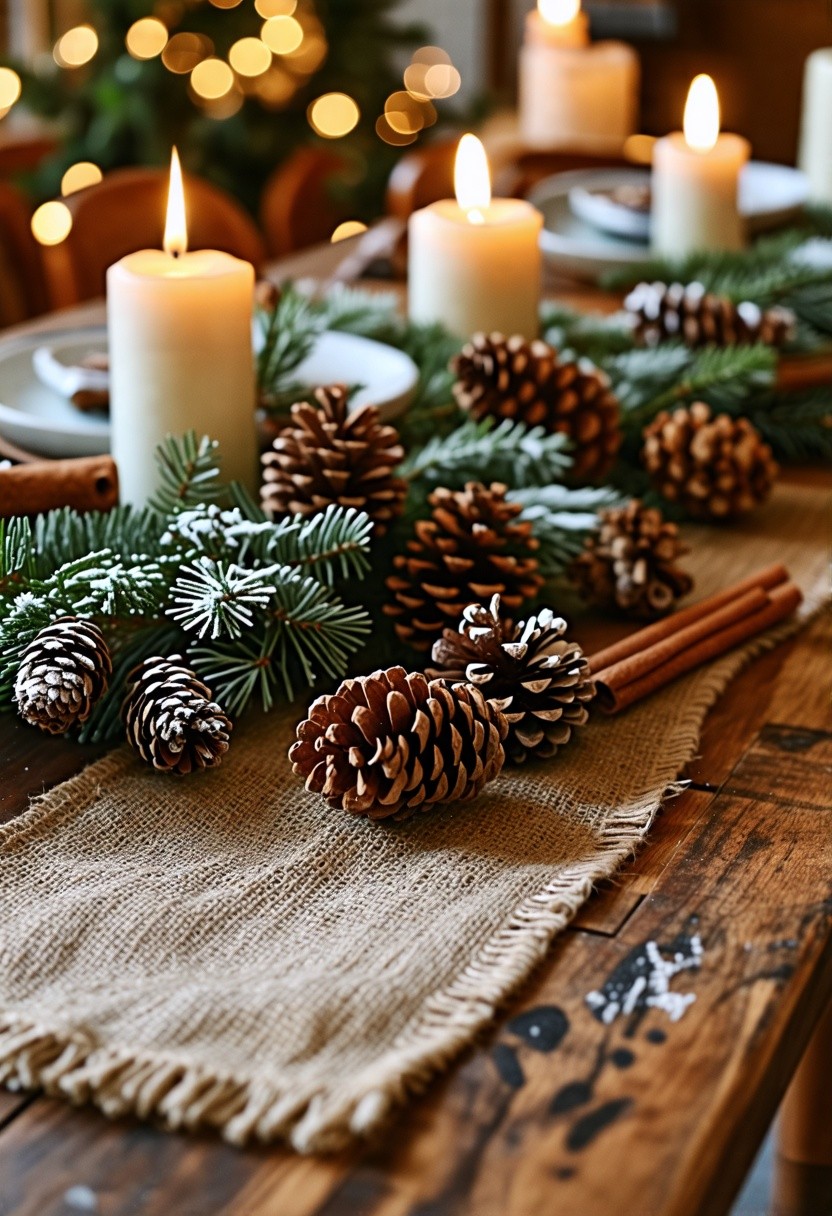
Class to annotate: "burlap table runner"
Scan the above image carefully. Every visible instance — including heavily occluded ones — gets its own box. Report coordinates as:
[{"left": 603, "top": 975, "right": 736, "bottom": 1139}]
[{"left": 0, "top": 482, "right": 828, "bottom": 1153}]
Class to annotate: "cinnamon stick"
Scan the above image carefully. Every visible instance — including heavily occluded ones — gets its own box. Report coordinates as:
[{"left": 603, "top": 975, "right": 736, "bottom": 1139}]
[
  {"left": 593, "top": 587, "right": 770, "bottom": 695},
  {"left": 0, "top": 456, "right": 119, "bottom": 517},
  {"left": 587, "top": 562, "right": 789, "bottom": 674},
  {"left": 594, "top": 583, "right": 803, "bottom": 714},
  {"left": 777, "top": 353, "right": 832, "bottom": 394}
]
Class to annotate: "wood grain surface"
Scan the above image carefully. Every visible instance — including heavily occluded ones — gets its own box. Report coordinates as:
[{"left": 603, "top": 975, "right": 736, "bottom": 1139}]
[{"left": 0, "top": 271, "right": 829, "bottom": 1216}]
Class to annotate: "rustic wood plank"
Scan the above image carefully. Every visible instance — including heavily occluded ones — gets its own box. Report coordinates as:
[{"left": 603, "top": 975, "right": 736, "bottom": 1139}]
[
  {"left": 0, "top": 716, "right": 104, "bottom": 826},
  {"left": 0, "top": 736, "right": 827, "bottom": 1216}
]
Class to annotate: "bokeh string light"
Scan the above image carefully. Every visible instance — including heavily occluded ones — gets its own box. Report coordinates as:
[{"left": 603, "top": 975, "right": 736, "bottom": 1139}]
[
  {"left": 31, "top": 201, "right": 73, "bottom": 246},
  {"left": 261, "top": 15, "right": 304, "bottom": 55},
  {"left": 308, "top": 92, "right": 360, "bottom": 138},
  {"left": 229, "top": 37, "right": 272, "bottom": 77},
  {"left": 0, "top": 68, "right": 22, "bottom": 111},
  {"left": 61, "top": 162, "right": 103, "bottom": 195},
  {"left": 162, "top": 33, "right": 214, "bottom": 75},
  {"left": 126, "top": 18, "right": 168, "bottom": 61},
  {"left": 54, "top": 25, "right": 99, "bottom": 69},
  {"left": 255, "top": 0, "right": 296, "bottom": 15},
  {"left": 331, "top": 220, "right": 368, "bottom": 243},
  {"left": 191, "top": 58, "right": 235, "bottom": 100}
]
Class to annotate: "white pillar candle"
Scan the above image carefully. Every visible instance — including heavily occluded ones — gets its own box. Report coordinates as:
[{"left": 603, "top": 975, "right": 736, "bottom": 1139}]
[
  {"left": 519, "top": 0, "right": 639, "bottom": 153},
  {"left": 107, "top": 150, "right": 257, "bottom": 506},
  {"left": 652, "top": 74, "right": 750, "bottom": 256},
  {"left": 799, "top": 49, "right": 832, "bottom": 204},
  {"left": 408, "top": 135, "right": 543, "bottom": 339}
]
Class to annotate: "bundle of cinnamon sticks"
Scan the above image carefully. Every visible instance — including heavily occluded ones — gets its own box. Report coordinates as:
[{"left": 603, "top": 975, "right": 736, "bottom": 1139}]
[{"left": 587, "top": 563, "right": 803, "bottom": 714}]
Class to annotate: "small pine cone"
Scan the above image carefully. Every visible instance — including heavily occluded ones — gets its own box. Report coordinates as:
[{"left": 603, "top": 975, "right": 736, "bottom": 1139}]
[
  {"left": 122, "top": 656, "right": 232, "bottom": 775},
  {"left": 569, "top": 501, "right": 694, "bottom": 620},
  {"left": 451, "top": 333, "right": 622, "bottom": 482},
  {"left": 385, "top": 481, "right": 544, "bottom": 652},
  {"left": 427, "top": 595, "right": 595, "bottom": 765},
  {"left": 14, "top": 617, "right": 112, "bottom": 735},
  {"left": 289, "top": 666, "right": 507, "bottom": 820},
  {"left": 260, "top": 385, "right": 407, "bottom": 534},
  {"left": 642, "top": 402, "right": 778, "bottom": 521},
  {"left": 624, "top": 281, "right": 796, "bottom": 350}
]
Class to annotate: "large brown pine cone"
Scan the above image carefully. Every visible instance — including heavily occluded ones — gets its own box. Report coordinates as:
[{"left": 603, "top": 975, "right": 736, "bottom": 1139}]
[
  {"left": 122, "top": 656, "right": 232, "bottom": 775},
  {"left": 642, "top": 402, "right": 778, "bottom": 520},
  {"left": 260, "top": 385, "right": 407, "bottom": 533},
  {"left": 569, "top": 501, "right": 694, "bottom": 620},
  {"left": 451, "top": 333, "right": 622, "bottom": 482},
  {"left": 624, "top": 281, "right": 795, "bottom": 349},
  {"left": 427, "top": 595, "right": 595, "bottom": 764},
  {"left": 14, "top": 617, "right": 112, "bottom": 735},
  {"left": 385, "top": 481, "right": 544, "bottom": 652},
  {"left": 289, "top": 666, "right": 507, "bottom": 820}
]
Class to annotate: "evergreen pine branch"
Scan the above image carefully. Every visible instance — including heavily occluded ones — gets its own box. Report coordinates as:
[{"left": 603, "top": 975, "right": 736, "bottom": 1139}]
[
  {"left": 149, "top": 432, "right": 224, "bottom": 515},
  {"left": 508, "top": 485, "right": 625, "bottom": 579},
  {"left": 400, "top": 418, "right": 573, "bottom": 493},
  {"left": 32, "top": 505, "right": 166, "bottom": 573},
  {"left": 191, "top": 575, "right": 371, "bottom": 711},
  {"left": 0, "top": 516, "right": 35, "bottom": 587},
  {"left": 76, "top": 624, "right": 183, "bottom": 745},
  {"left": 256, "top": 284, "right": 324, "bottom": 411},
  {"left": 249, "top": 505, "right": 374, "bottom": 586},
  {"left": 540, "top": 304, "right": 637, "bottom": 362},
  {"left": 747, "top": 387, "right": 832, "bottom": 462},
  {"left": 167, "top": 557, "right": 280, "bottom": 641}
]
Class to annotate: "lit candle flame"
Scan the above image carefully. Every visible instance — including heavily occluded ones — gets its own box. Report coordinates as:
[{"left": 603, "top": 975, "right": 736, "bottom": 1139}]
[
  {"left": 538, "top": 0, "right": 580, "bottom": 26},
  {"left": 455, "top": 134, "right": 491, "bottom": 224},
  {"left": 164, "top": 146, "right": 187, "bottom": 257},
  {"left": 683, "top": 74, "right": 720, "bottom": 153}
]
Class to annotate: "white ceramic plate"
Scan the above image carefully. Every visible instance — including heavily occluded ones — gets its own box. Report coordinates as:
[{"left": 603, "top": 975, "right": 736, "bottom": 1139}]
[
  {"left": 531, "top": 164, "right": 810, "bottom": 281},
  {"left": 0, "top": 328, "right": 419, "bottom": 458}
]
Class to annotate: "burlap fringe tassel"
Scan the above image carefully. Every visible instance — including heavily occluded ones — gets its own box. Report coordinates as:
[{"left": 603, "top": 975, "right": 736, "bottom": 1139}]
[{"left": 0, "top": 606, "right": 821, "bottom": 1154}]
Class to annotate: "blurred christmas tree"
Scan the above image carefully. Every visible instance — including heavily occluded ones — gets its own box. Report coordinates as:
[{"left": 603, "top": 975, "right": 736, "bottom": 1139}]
[{"left": 2, "top": 0, "right": 460, "bottom": 215}]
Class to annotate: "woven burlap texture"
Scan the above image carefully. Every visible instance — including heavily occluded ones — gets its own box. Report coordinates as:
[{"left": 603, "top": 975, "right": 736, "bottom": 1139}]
[{"left": 0, "top": 482, "right": 827, "bottom": 1153}]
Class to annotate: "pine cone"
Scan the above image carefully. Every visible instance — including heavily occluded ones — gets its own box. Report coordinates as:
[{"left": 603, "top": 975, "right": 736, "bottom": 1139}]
[
  {"left": 289, "top": 666, "right": 507, "bottom": 820},
  {"left": 260, "top": 385, "right": 407, "bottom": 533},
  {"left": 14, "top": 617, "right": 112, "bottom": 735},
  {"left": 643, "top": 402, "right": 778, "bottom": 520},
  {"left": 385, "top": 481, "right": 544, "bottom": 652},
  {"left": 569, "top": 501, "right": 694, "bottom": 620},
  {"left": 451, "top": 333, "right": 622, "bottom": 483},
  {"left": 122, "top": 656, "right": 232, "bottom": 775},
  {"left": 624, "top": 281, "right": 795, "bottom": 349},
  {"left": 427, "top": 595, "right": 595, "bottom": 764}
]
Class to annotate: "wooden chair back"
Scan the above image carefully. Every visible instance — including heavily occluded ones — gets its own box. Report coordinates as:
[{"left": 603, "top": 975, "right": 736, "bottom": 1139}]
[
  {"left": 46, "top": 167, "right": 267, "bottom": 305},
  {"left": 260, "top": 146, "right": 352, "bottom": 256},
  {"left": 0, "top": 181, "right": 49, "bottom": 325}
]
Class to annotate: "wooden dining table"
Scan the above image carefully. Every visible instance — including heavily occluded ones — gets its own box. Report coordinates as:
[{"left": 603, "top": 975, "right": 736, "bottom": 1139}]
[{"left": 0, "top": 239, "right": 829, "bottom": 1216}]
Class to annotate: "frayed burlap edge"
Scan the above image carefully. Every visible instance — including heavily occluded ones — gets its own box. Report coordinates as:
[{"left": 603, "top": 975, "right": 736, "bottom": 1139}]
[{"left": 0, "top": 596, "right": 825, "bottom": 1154}]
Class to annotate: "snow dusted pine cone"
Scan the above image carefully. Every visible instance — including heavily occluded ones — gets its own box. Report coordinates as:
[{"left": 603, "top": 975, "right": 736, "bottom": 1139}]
[
  {"left": 642, "top": 402, "right": 778, "bottom": 520},
  {"left": 427, "top": 595, "right": 595, "bottom": 764},
  {"left": 569, "top": 501, "right": 694, "bottom": 620},
  {"left": 385, "top": 481, "right": 544, "bottom": 652},
  {"left": 624, "top": 281, "right": 796, "bottom": 350},
  {"left": 122, "top": 656, "right": 232, "bottom": 775},
  {"left": 289, "top": 666, "right": 507, "bottom": 820},
  {"left": 260, "top": 385, "right": 407, "bottom": 534},
  {"left": 451, "top": 333, "right": 622, "bottom": 482},
  {"left": 14, "top": 617, "right": 112, "bottom": 735}
]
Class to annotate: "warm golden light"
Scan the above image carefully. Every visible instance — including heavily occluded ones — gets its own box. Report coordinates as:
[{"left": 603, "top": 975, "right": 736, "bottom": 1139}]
[
  {"left": 54, "top": 24, "right": 99, "bottom": 68},
  {"left": 31, "top": 201, "right": 73, "bottom": 246},
  {"left": 455, "top": 134, "right": 491, "bottom": 219},
  {"left": 331, "top": 220, "right": 368, "bottom": 243},
  {"left": 538, "top": 0, "right": 581, "bottom": 26},
  {"left": 375, "top": 114, "right": 416, "bottom": 147},
  {"left": 0, "top": 67, "right": 22, "bottom": 109},
  {"left": 255, "top": 0, "right": 296, "bottom": 14},
  {"left": 164, "top": 147, "right": 187, "bottom": 257},
  {"left": 162, "top": 33, "right": 212, "bottom": 75},
  {"left": 254, "top": 66, "right": 296, "bottom": 107},
  {"left": 684, "top": 73, "right": 720, "bottom": 152},
  {"left": 308, "top": 92, "right": 360, "bottom": 138},
  {"left": 61, "top": 161, "right": 103, "bottom": 195},
  {"left": 229, "top": 37, "right": 271, "bottom": 76},
  {"left": 260, "top": 15, "right": 303, "bottom": 54},
  {"left": 190, "top": 57, "right": 234, "bottom": 99},
  {"left": 126, "top": 18, "right": 168, "bottom": 60},
  {"left": 424, "top": 62, "right": 461, "bottom": 99}
]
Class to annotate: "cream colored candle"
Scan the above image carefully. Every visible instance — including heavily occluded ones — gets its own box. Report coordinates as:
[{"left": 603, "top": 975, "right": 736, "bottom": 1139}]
[
  {"left": 107, "top": 149, "right": 257, "bottom": 506},
  {"left": 519, "top": 0, "right": 639, "bottom": 153},
  {"left": 652, "top": 74, "right": 750, "bottom": 256},
  {"left": 408, "top": 135, "right": 543, "bottom": 339},
  {"left": 799, "top": 49, "right": 832, "bottom": 204}
]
